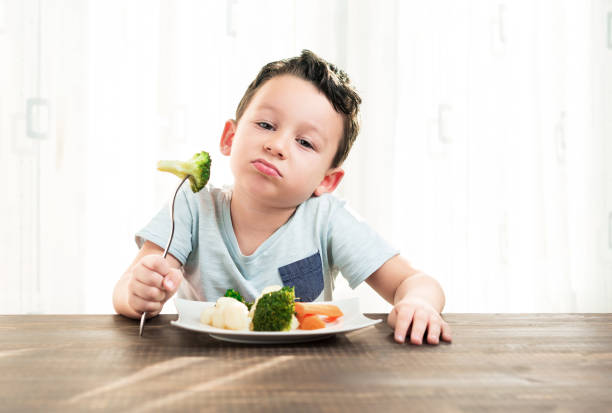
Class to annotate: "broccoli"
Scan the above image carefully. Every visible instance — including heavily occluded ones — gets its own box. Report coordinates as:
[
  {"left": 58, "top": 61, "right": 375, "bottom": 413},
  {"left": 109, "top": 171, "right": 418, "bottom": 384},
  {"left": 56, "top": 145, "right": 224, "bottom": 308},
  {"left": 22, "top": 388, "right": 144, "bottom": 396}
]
[
  {"left": 224, "top": 288, "right": 243, "bottom": 302},
  {"left": 252, "top": 286, "right": 296, "bottom": 331},
  {"left": 224, "top": 288, "right": 253, "bottom": 310},
  {"left": 157, "top": 150, "right": 211, "bottom": 193}
]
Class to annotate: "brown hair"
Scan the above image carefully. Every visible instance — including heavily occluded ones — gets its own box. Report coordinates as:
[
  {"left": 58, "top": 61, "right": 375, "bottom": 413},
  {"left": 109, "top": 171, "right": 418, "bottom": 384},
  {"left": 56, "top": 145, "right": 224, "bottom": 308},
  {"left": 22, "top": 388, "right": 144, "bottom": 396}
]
[{"left": 235, "top": 50, "right": 361, "bottom": 168}]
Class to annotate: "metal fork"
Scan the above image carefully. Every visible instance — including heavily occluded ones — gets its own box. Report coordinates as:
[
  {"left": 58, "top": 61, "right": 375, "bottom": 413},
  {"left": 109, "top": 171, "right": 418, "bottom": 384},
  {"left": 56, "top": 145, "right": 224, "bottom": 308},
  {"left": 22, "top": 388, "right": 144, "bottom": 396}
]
[{"left": 139, "top": 175, "right": 189, "bottom": 336}]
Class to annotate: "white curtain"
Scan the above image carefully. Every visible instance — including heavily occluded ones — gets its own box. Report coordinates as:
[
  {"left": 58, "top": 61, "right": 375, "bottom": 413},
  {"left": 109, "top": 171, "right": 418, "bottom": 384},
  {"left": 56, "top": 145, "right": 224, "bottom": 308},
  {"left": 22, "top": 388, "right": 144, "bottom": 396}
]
[{"left": 1, "top": 0, "right": 610, "bottom": 314}]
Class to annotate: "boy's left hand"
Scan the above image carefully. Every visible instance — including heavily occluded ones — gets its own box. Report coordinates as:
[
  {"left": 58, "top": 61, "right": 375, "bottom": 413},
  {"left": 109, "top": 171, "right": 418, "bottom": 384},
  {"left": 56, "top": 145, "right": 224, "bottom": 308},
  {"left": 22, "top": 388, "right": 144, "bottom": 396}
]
[{"left": 387, "top": 296, "right": 452, "bottom": 345}]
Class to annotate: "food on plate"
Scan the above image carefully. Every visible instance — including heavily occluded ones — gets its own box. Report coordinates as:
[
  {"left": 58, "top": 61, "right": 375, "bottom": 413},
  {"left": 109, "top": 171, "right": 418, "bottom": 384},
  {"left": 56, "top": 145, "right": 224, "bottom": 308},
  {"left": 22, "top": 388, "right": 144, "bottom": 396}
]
[
  {"left": 200, "top": 297, "right": 250, "bottom": 330},
  {"left": 294, "top": 302, "right": 343, "bottom": 319},
  {"left": 224, "top": 288, "right": 253, "bottom": 310},
  {"left": 200, "top": 285, "right": 343, "bottom": 332},
  {"left": 298, "top": 314, "right": 327, "bottom": 330},
  {"left": 157, "top": 150, "right": 211, "bottom": 193},
  {"left": 294, "top": 302, "right": 344, "bottom": 330},
  {"left": 251, "top": 286, "right": 299, "bottom": 332}
]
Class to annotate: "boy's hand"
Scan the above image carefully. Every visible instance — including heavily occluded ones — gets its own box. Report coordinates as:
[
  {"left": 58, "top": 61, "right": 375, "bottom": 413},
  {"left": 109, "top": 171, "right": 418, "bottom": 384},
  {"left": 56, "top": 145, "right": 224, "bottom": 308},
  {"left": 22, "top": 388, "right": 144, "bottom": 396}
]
[
  {"left": 387, "top": 296, "right": 452, "bottom": 345},
  {"left": 127, "top": 255, "right": 183, "bottom": 318}
]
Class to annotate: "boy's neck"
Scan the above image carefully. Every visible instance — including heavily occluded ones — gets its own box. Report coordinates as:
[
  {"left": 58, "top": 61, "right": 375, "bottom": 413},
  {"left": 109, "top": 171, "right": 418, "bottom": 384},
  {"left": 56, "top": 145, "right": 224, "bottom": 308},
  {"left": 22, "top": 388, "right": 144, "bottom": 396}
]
[{"left": 229, "top": 189, "right": 297, "bottom": 256}]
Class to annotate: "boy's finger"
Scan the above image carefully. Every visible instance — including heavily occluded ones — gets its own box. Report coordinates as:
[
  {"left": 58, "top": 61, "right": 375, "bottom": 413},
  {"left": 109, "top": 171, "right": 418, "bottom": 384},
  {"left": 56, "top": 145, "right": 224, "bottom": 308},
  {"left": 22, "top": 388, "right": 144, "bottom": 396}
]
[
  {"left": 132, "top": 280, "right": 166, "bottom": 302},
  {"left": 409, "top": 310, "right": 429, "bottom": 345},
  {"left": 393, "top": 307, "right": 415, "bottom": 343},
  {"left": 128, "top": 293, "right": 163, "bottom": 314},
  {"left": 132, "top": 266, "right": 164, "bottom": 289},
  {"left": 426, "top": 321, "right": 441, "bottom": 345},
  {"left": 163, "top": 268, "right": 183, "bottom": 293},
  {"left": 387, "top": 307, "right": 398, "bottom": 327},
  {"left": 140, "top": 255, "right": 171, "bottom": 277},
  {"left": 441, "top": 321, "right": 453, "bottom": 342}
]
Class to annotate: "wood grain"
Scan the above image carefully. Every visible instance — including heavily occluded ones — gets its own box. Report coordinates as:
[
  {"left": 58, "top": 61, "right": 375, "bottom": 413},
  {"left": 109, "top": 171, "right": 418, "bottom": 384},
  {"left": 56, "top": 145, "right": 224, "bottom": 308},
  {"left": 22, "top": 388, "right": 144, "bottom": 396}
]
[{"left": 1, "top": 313, "right": 611, "bottom": 412}]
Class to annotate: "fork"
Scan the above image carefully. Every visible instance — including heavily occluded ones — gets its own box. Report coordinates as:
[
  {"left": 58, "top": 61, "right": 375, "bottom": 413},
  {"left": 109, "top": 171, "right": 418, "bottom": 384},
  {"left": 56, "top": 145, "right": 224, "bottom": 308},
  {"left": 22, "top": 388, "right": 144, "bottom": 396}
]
[{"left": 139, "top": 175, "right": 189, "bottom": 336}]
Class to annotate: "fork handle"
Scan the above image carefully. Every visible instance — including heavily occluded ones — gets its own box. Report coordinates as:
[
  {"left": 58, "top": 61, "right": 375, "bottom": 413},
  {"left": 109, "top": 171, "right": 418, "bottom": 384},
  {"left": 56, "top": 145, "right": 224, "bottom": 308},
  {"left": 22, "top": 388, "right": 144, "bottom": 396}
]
[{"left": 140, "top": 175, "right": 189, "bottom": 336}]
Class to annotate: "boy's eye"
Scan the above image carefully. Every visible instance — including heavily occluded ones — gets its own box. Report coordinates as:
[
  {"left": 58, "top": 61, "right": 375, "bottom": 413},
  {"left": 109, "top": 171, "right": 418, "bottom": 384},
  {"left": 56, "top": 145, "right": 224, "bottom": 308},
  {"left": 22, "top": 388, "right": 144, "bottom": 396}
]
[
  {"left": 296, "top": 138, "right": 313, "bottom": 149},
  {"left": 257, "top": 122, "right": 274, "bottom": 130}
]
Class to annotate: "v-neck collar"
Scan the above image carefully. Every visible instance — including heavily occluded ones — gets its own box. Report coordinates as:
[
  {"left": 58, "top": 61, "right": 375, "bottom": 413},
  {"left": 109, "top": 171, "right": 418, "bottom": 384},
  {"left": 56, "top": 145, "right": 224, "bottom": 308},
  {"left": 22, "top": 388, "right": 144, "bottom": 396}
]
[{"left": 220, "top": 189, "right": 297, "bottom": 264}]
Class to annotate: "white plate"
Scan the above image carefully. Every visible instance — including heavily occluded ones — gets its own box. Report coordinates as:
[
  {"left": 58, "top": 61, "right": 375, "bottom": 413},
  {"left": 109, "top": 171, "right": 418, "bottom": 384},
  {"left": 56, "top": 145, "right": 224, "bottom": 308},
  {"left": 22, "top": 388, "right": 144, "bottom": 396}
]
[{"left": 171, "top": 297, "right": 382, "bottom": 344}]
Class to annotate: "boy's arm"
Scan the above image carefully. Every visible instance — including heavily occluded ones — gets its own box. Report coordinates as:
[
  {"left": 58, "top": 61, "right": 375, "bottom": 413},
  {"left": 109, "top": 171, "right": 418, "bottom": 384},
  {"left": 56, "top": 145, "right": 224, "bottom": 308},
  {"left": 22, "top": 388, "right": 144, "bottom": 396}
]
[
  {"left": 113, "top": 241, "right": 183, "bottom": 319},
  {"left": 365, "top": 255, "right": 452, "bottom": 345}
]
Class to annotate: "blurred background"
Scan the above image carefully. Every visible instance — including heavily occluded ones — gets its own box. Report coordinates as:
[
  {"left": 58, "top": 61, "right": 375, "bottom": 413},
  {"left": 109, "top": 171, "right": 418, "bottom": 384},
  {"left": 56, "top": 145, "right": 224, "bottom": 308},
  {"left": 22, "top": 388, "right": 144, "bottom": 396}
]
[{"left": 1, "top": 0, "right": 611, "bottom": 314}]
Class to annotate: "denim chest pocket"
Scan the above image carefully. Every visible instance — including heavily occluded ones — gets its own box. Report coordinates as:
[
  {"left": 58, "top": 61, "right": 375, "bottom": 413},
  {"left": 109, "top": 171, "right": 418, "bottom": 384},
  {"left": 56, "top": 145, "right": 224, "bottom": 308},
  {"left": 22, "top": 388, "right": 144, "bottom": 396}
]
[{"left": 278, "top": 252, "right": 324, "bottom": 302}]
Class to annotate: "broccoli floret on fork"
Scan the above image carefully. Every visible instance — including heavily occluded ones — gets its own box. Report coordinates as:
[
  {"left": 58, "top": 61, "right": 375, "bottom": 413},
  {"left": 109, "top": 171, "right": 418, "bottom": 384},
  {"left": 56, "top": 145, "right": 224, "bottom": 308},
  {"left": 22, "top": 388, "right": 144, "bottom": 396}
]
[{"left": 157, "top": 150, "right": 211, "bottom": 193}]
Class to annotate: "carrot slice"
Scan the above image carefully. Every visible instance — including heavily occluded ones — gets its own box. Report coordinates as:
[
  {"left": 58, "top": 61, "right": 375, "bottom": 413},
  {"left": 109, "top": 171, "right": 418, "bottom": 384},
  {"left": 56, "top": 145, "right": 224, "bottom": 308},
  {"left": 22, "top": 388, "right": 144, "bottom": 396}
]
[
  {"left": 294, "top": 302, "right": 343, "bottom": 318},
  {"left": 299, "top": 314, "right": 326, "bottom": 330}
]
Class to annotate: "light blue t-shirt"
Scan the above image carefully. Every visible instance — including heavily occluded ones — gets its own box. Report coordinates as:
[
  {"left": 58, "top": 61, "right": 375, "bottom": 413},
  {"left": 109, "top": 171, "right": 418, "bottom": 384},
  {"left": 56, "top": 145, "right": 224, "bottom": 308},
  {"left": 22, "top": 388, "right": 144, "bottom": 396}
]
[{"left": 136, "top": 185, "right": 398, "bottom": 302}]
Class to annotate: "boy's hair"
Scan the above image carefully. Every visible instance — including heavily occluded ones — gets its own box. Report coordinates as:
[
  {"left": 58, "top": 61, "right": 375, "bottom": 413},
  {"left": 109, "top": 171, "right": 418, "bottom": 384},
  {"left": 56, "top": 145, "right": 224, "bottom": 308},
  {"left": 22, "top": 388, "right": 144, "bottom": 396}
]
[{"left": 235, "top": 50, "right": 362, "bottom": 168}]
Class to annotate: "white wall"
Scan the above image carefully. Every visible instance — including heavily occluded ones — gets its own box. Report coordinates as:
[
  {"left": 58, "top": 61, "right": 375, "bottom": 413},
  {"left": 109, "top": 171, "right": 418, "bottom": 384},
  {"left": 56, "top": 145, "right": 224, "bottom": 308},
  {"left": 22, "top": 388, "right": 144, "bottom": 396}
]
[{"left": 1, "top": 0, "right": 610, "bottom": 314}]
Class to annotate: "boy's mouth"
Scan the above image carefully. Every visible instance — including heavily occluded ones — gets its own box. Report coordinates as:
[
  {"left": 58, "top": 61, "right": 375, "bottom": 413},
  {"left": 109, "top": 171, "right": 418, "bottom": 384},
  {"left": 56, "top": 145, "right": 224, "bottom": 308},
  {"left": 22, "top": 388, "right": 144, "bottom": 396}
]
[{"left": 251, "top": 159, "right": 282, "bottom": 178}]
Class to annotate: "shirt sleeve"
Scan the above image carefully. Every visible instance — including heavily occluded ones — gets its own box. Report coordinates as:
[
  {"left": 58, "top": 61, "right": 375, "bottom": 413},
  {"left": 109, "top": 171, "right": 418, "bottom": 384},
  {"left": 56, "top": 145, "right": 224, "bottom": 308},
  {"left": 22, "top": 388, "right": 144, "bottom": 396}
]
[
  {"left": 327, "top": 201, "right": 399, "bottom": 289},
  {"left": 134, "top": 186, "right": 195, "bottom": 265}
]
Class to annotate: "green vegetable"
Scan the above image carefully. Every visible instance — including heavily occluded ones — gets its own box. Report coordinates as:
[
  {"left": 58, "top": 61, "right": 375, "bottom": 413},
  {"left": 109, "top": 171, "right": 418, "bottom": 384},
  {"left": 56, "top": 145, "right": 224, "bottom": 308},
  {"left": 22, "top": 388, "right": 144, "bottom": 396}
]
[
  {"left": 157, "top": 151, "right": 211, "bottom": 193},
  {"left": 252, "top": 286, "right": 296, "bottom": 331},
  {"left": 224, "top": 288, "right": 243, "bottom": 302},
  {"left": 224, "top": 288, "right": 253, "bottom": 310}
]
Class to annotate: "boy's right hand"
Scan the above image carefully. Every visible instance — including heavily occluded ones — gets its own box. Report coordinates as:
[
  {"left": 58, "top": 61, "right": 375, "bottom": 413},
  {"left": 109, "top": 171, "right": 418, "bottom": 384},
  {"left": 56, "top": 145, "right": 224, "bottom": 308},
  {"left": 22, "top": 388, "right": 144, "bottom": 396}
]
[{"left": 127, "top": 255, "right": 183, "bottom": 318}]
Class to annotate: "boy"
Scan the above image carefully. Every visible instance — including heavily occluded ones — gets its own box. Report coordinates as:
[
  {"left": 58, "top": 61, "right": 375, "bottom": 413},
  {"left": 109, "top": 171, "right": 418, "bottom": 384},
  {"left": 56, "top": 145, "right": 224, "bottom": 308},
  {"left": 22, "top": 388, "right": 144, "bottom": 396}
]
[{"left": 113, "top": 50, "right": 452, "bottom": 345}]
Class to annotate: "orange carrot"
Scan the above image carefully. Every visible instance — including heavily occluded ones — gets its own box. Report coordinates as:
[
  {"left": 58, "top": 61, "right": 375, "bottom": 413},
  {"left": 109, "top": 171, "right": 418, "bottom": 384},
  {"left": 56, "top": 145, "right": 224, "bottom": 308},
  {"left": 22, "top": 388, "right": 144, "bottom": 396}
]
[
  {"left": 298, "top": 314, "right": 326, "bottom": 330},
  {"left": 294, "top": 302, "right": 343, "bottom": 318}
]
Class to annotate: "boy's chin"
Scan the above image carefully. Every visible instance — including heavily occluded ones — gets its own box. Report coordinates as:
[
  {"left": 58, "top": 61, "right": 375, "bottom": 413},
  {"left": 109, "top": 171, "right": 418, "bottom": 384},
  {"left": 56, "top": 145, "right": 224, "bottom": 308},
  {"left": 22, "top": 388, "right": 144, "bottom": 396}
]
[{"left": 236, "top": 183, "right": 304, "bottom": 207}]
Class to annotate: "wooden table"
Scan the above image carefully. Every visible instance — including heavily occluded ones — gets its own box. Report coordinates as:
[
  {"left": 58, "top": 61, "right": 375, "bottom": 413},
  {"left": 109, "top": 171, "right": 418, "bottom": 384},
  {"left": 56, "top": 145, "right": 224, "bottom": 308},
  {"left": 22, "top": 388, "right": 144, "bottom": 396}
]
[{"left": 1, "top": 314, "right": 611, "bottom": 412}]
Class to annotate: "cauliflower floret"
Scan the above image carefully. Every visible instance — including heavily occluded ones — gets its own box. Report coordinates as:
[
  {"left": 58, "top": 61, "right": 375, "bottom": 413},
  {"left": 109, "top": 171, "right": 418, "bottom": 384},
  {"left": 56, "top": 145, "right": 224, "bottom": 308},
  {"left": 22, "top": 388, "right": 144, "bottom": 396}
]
[
  {"left": 215, "top": 296, "right": 241, "bottom": 310},
  {"left": 211, "top": 308, "right": 225, "bottom": 329},
  {"left": 223, "top": 301, "right": 250, "bottom": 330},
  {"left": 261, "top": 285, "right": 283, "bottom": 295},
  {"left": 200, "top": 306, "right": 215, "bottom": 325},
  {"left": 200, "top": 297, "right": 250, "bottom": 330}
]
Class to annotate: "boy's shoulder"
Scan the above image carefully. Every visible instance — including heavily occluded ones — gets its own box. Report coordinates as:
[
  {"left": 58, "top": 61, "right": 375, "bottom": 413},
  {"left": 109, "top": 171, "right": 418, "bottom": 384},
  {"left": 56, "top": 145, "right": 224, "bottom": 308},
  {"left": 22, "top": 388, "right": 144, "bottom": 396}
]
[
  {"left": 299, "top": 193, "right": 347, "bottom": 218},
  {"left": 302, "top": 193, "right": 368, "bottom": 227},
  {"left": 181, "top": 183, "right": 231, "bottom": 202},
  {"left": 176, "top": 183, "right": 232, "bottom": 221},
  {"left": 304, "top": 192, "right": 342, "bottom": 205}
]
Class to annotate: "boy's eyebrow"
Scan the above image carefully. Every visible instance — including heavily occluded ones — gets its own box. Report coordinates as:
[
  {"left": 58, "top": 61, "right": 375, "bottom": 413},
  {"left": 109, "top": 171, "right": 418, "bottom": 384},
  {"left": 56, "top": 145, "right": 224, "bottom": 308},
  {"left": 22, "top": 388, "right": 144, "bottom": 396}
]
[
  {"left": 255, "top": 103, "right": 282, "bottom": 115},
  {"left": 256, "top": 103, "right": 326, "bottom": 141}
]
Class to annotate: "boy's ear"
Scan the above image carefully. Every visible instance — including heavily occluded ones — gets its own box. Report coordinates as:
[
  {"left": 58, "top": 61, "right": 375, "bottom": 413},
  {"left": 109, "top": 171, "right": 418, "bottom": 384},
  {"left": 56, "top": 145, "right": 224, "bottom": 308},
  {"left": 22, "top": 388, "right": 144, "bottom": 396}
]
[
  {"left": 314, "top": 167, "right": 344, "bottom": 196},
  {"left": 220, "top": 119, "right": 237, "bottom": 156}
]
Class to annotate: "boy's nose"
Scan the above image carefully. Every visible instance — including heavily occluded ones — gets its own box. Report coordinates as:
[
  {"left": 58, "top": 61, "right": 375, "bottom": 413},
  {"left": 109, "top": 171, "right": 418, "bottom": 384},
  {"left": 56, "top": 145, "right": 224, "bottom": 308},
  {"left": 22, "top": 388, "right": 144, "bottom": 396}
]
[{"left": 264, "top": 136, "right": 287, "bottom": 159}]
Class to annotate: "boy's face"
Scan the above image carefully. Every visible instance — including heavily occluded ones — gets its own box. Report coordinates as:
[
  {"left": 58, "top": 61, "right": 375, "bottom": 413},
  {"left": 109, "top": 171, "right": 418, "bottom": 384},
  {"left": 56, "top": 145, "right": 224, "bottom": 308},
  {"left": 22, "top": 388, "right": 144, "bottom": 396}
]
[{"left": 220, "top": 74, "right": 345, "bottom": 209}]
